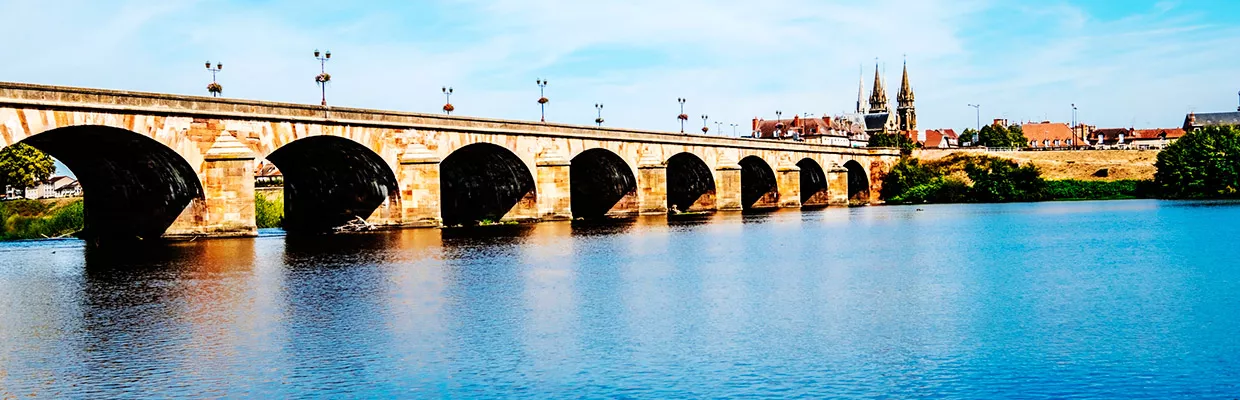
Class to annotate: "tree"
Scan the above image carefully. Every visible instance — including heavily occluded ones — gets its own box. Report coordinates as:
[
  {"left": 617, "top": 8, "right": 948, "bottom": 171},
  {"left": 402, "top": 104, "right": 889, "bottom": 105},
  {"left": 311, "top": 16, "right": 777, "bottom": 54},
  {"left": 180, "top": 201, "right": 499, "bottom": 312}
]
[
  {"left": 977, "top": 123, "right": 1028, "bottom": 148},
  {"left": 959, "top": 128, "right": 978, "bottom": 146},
  {"left": 868, "top": 132, "right": 918, "bottom": 155},
  {"left": 1154, "top": 126, "right": 1240, "bottom": 198},
  {"left": 1007, "top": 124, "right": 1029, "bottom": 148},
  {"left": 966, "top": 158, "right": 1047, "bottom": 202},
  {"left": 0, "top": 143, "right": 56, "bottom": 193}
]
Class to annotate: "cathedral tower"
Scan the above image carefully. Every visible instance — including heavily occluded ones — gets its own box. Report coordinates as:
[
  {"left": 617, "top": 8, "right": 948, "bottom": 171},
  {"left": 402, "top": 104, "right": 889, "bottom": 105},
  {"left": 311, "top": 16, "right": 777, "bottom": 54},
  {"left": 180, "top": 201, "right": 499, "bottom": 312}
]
[
  {"left": 868, "top": 64, "right": 889, "bottom": 114},
  {"left": 856, "top": 67, "right": 868, "bottom": 114},
  {"left": 897, "top": 61, "right": 916, "bottom": 131}
]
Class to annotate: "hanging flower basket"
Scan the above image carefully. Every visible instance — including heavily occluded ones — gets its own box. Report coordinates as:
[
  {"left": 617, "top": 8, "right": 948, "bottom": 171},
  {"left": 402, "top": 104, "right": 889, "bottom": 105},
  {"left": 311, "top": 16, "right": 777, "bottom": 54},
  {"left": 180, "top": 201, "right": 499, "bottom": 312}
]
[
  {"left": 206, "top": 82, "right": 223, "bottom": 95},
  {"left": 538, "top": 97, "right": 549, "bottom": 104},
  {"left": 595, "top": 117, "right": 605, "bottom": 124},
  {"left": 315, "top": 73, "right": 332, "bottom": 84},
  {"left": 702, "top": 126, "right": 709, "bottom": 133},
  {"left": 443, "top": 103, "right": 455, "bottom": 112},
  {"left": 678, "top": 114, "right": 689, "bottom": 121}
]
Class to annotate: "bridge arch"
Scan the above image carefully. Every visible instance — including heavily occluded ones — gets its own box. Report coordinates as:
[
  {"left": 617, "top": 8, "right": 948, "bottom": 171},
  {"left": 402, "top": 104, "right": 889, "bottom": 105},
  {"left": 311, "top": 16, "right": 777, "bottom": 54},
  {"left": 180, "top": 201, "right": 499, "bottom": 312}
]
[
  {"left": 739, "top": 155, "right": 778, "bottom": 209},
  {"left": 13, "top": 125, "right": 204, "bottom": 242},
  {"left": 666, "top": 152, "right": 716, "bottom": 213},
  {"left": 440, "top": 143, "right": 536, "bottom": 226},
  {"left": 266, "top": 136, "right": 399, "bottom": 233},
  {"left": 843, "top": 160, "right": 870, "bottom": 204},
  {"left": 797, "top": 157, "right": 830, "bottom": 207},
  {"left": 570, "top": 148, "right": 637, "bottom": 219}
]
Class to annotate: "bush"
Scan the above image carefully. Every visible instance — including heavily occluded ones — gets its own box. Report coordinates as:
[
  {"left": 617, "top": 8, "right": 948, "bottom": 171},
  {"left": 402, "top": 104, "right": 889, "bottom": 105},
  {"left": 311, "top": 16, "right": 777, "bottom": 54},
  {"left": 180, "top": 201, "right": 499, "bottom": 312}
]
[
  {"left": 881, "top": 153, "right": 1047, "bottom": 204},
  {"left": 1045, "top": 180, "right": 1146, "bottom": 200},
  {"left": 1154, "top": 126, "right": 1240, "bottom": 198},
  {"left": 255, "top": 193, "right": 284, "bottom": 229}
]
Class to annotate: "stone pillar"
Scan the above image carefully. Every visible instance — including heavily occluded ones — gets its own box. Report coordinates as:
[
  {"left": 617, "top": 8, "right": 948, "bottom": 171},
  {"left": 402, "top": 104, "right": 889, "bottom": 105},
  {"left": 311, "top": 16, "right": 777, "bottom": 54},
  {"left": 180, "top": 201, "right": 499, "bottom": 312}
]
[
  {"left": 715, "top": 162, "right": 743, "bottom": 211},
  {"left": 535, "top": 151, "right": 572, "bottom": 221},
  {"left": 398, "top": 143, "right": 442, "bottom": 227},
  {"left": 636, "top": 153, "right": 668, "bottom": 215},
  {"left": 827, "top": 163, "right": 849, "bottom": 207},
  {"left": 776, "top": 163, "right": 801, "bottom": 208},
  {"left": 169, "top": 131, "right": 257, "bottom": 238}
]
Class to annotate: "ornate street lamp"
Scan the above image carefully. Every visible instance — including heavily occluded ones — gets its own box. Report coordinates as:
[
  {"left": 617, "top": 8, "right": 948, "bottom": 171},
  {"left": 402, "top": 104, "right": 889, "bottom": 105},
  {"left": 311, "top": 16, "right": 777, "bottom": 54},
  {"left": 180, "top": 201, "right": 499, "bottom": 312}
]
[
  {"left": 595, "top": 103, "right": 605, "bottom": 126},
  {"left": 314, "top": 49, "right": 332, "bottom": 117},
  {"left": 677, "top": 98, "right": 688, "bottom": 133},
  {"left": 775, "top": 110, "right": 783, "bottom": 138},
  {"left": 442, "top": 87, "right": 455, "bottom": 115},
  {"left": 536, "top": 79, "right": 549, "bottom": 122},
  {"left": 205, "top": 61, "right": 223, "bottom": 97},
  {"left": 700, "top": 115, "right": 710, "bottom": 134}
]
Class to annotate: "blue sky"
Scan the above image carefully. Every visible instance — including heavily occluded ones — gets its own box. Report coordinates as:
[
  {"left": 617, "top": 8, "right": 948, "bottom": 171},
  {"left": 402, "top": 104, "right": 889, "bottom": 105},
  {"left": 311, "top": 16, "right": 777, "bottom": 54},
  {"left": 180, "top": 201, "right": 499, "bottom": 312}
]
[{"left": 2, "top": 0, "right": 1238, "bottom": 135}]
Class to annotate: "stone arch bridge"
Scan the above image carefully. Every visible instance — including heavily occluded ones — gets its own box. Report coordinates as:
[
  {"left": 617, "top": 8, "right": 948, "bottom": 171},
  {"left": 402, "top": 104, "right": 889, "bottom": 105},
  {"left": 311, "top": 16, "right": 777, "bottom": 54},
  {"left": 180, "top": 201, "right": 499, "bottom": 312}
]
[{"left": 0, "top": 83, "right": 899, "bottom": 241}]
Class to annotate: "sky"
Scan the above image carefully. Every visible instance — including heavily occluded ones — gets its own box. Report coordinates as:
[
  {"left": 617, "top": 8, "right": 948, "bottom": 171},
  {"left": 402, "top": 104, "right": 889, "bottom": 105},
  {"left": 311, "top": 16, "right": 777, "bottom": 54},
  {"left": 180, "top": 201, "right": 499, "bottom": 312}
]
[{"left": 1, "top": 0, "right": 1238, "bottom": 136}]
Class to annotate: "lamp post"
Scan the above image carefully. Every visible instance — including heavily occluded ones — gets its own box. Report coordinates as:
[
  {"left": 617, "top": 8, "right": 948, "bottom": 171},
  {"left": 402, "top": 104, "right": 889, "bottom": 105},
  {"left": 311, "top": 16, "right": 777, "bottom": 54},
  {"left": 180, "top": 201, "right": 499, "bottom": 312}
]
[
  {"left": 313, "top": 49, "right": 332, "bottom": 118},
  {"left": 442, "top": 87, "right": 454, "bottom": 115},
  {"left": 205, "top": 61, "right": 223, "bottom": 97},
  {"left": 536, "top": 79, "right": 549, "bottom": 122},
  {"left": 677, "top": 98, "right": 687, "bottom": 133},
  {"left": 715, "top": 121, "right": 724, "bottom": 136},
  {"left": 701, "top": 115, "right": 709, "bottom": 134},
  {"left": 1072, "top": 103, "right": 1078, "bottom": 148},
  {"left": 595, "top": 103, "right": 605, "bottom": 126},
  {"left": 775, "top": 110, "right": 783, "bottom": 138},
  {"left": 730, "top": 123, "right": 738, "bottom": 137},
  {"left": 967, "top": 104, "right": 980, "bottom": 145}
]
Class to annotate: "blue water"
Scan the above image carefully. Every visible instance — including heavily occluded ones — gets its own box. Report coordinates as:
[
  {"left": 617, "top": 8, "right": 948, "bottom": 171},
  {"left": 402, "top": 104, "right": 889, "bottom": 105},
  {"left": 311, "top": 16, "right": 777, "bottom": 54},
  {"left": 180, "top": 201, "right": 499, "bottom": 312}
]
[{"left": 1, "top": 200, "right": 1238, "bottom": 398}]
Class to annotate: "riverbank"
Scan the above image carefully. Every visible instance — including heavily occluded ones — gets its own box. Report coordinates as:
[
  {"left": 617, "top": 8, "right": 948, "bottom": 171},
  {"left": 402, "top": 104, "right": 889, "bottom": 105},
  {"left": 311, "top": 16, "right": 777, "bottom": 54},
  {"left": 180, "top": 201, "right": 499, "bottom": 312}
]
[
  {"left": 917, "top": 149, "right": 1157, "bottom": 181},
  {"left": 0, "top": 198, "right": 83, "bottom": 240}
]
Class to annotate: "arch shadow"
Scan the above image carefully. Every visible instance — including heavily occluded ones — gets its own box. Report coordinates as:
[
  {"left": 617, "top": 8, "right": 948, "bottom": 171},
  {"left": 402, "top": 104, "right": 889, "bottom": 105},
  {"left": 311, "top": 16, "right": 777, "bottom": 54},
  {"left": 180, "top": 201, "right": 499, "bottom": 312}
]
[
  {"left": 666, "top": 152, "right": 716, "bottom": 213},
  {"left": 571, "top": 148, "right": 637, "bottom": 219},
  {"left": 843, "top": 160, "right": 870, "bottom": 205},
  {"left": 266, "top": 136, "right": 399, "bottom": 233},
  {"left": 440, "top": 143, "right": 536, "bottom": 226},
  {"left": 18, "top": 125, "right": 204, "bottom": 243},
  {"left": 796, "top": 158, "right": 830, "bottom": 207},
  {"left": 739, "top": 155, "right": 778, "bottom": 210}
]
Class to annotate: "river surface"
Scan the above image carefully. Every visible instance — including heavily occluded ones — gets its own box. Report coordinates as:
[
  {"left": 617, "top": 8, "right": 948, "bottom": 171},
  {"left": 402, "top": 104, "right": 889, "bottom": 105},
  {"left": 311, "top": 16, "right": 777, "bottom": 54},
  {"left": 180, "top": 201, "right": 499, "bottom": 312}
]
[{"left": 1, "top": 200, "right": 1238, "bottom": 398}]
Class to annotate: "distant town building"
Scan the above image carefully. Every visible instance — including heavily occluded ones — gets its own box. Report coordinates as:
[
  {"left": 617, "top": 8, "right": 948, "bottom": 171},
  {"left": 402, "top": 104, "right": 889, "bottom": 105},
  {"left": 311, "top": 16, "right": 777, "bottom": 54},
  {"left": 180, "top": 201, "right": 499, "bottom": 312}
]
[
  {"left": 923, "top": 129, "right": 959, "bottom": 148},
  {"left": 752, "top": 115, "right": 863, "bottom": 147},
  {"left": 1184, "top": 111, "right": 1240, "bottom": 131},
  {"left": 255, "top": 161, "right": 284, "bottom": 187},
  {"left": 18, "top": 176, "right": 81, "bottom": 200},
  {"left": 1021, "top": 122, "right": 1076, "bottom": 149},
  {"left": 1091, "top": 127, "right": 1185, "bottom": 149}
]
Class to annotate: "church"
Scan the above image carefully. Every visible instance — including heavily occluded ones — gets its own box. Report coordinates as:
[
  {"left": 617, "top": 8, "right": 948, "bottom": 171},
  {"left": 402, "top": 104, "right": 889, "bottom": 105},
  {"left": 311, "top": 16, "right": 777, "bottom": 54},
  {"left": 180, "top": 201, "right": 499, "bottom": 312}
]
[
  {"left": 856, "top": 62, "right": 917, "bottom": 139},
  {"left": 748, "top": 61, "right": 917, "bottom": 146}
]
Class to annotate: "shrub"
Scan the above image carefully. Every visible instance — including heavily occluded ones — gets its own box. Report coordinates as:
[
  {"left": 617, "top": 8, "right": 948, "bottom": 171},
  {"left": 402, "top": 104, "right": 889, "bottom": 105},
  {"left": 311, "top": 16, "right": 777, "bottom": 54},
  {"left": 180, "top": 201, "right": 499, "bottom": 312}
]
[
  {"left": 1045, "top": 180, "right": 1145, "bottom": 200},
  {"left": 255, "top": 193, "right": 284, "bottom": 229}
]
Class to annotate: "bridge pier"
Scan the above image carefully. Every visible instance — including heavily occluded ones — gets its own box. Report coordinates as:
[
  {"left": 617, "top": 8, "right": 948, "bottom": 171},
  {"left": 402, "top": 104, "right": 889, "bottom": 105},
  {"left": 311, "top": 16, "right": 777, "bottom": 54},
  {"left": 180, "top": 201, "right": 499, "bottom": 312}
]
[
  {"left": 637, "top": 156, "right": 668, "bottom": 215},
  {"left": 398, "top": 144, "right": 442, "bottom": 227},
  {"left": 776, "top": 163, "right": 801, "bottom": 208},
  {"left": 535, "top": 152, "right": 573, "bottom": 220},
  {"left": 715, "top": 163, "right": 742, "bottom": 211},
  {"left": 826, "top": 163, "right": 850, "bottom": 207},
  {"left": 168, "top": 132, "right": 257, "bottom": 238}
]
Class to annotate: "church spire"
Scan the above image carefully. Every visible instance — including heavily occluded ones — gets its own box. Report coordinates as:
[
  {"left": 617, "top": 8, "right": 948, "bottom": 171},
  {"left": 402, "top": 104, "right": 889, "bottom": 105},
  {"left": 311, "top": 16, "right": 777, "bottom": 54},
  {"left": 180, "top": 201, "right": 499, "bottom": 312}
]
[
  {"left": 856, "top": 66, "right": 868, "bottom": 114},
  {"left": 896, "top": 60, "right": 917, "bottom": 131},
  {"left": 868, "top": 63, "right": 888, "bottom": 113},
  {"left": 898, "top": 61, "right": 914, "bottom": 106}
]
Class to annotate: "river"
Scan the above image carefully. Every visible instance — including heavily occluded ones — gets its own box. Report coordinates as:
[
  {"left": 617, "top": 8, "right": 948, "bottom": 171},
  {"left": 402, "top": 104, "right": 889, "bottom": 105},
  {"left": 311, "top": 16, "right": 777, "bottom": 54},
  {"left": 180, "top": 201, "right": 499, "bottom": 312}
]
[{"left": 0, "top": 200, "right": 1237, "bottom": 398}]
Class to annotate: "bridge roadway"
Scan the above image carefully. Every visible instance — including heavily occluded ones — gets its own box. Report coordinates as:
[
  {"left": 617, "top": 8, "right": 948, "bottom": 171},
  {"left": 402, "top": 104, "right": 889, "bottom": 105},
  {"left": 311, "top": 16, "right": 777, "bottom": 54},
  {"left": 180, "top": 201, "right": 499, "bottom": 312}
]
[{"left": 0, "top": 82, "right": 899, "bottom": 241}]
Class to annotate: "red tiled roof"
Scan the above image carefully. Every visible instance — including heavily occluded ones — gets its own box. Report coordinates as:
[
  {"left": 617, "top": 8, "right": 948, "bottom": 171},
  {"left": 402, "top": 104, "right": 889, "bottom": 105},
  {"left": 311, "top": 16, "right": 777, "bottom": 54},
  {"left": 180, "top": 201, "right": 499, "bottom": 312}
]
[
  {"left": 940, "top": 129, "right": 958, "bottom": 139},
  {"left": 1021, "top": 122, "right": 1074, "bottom": 142},
  {"left": 754, "top": 117, "right": 845, "bottom": 138},
  {"left": 1092, "top": 128, "right": 1130, "bottom": 142},
  {"left": 924, "top": 129, "right": 945, "bottom": 148},
  {"left": 1131, "top": 128, "right": 1186, "bottom": 140}
]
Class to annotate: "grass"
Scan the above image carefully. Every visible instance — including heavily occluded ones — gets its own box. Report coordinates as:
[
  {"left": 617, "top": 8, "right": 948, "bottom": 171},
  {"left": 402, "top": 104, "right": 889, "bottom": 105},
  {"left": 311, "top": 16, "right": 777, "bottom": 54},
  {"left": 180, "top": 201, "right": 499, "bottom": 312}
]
[{"left": 0, "top": 198, "right": 84, "bottom": 240}]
